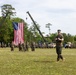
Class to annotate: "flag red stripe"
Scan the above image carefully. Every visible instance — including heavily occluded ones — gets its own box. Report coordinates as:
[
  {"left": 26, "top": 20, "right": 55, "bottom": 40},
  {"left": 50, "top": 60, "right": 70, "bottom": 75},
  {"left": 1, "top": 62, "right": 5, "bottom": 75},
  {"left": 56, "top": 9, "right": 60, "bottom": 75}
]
[{"left": 14, "top": 23, "right": 24, "bottom": 46}]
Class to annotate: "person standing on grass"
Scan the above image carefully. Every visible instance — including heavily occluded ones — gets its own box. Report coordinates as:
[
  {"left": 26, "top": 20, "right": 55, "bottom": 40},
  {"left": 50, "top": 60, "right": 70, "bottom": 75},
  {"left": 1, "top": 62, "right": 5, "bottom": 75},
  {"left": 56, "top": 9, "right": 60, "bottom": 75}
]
[
  {"left": 10, "top": 41, "right": 14, "bottom": 51},
  {"left": 19, "top": 42, "right": 22, "bottom": 51},
  {"left": 55, "top": 29, "right": 64, "bottom": 62},
  {"left": 31, "top": 42, "right": 35, "bottom": 51}
]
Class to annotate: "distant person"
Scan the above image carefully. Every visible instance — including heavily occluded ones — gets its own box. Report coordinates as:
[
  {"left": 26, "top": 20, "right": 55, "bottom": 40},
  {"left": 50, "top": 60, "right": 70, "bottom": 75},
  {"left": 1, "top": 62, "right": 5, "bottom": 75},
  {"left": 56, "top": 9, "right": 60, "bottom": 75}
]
[
  {"left": 19, "top": 42, "right": 22, "bottom": 51},
  {"left": 22, "top": 42, "right": 28, "bottom": 51},
  {"left": 25, "top": 41, "right": 28, "bottom": 51},
  {"left": 10, "top": 42, "right": 14, "bottom": 51},
  {"left": 55, "top": 29, "right": 64, "bottom": 62},
  {"left": 31, "top": 42, "right": 35, "bottom": 51},
  {"left": 22, "top": 43, "right": 26, "bottom": 51}
]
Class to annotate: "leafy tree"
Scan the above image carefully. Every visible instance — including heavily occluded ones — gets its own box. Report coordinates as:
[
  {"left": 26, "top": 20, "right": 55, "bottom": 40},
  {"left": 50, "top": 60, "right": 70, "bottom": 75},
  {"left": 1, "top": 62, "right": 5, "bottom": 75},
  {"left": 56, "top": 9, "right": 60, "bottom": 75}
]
[
  {"left": 1, "top": 4, "right": 16, "bottom": 19},
  {"left": 66, "top": 34, "right": 74, "bottom": 43},
  {"left": 74, "top": 35, "right": 76, "bottom": 41},
  {"left": 29, "top": 22, "right": 40, "bottom": 36},
  {"left": 45, "top": 23, "right": 52, "bottom": 35},
  {"left": 50, "top": 33, "right": 57, "bottom": 42},
  {"left": 29, "top": 22, "right": 42, "bottom": 42},
  {"left": 0, "top": 4, "right": 16, "bottom": 45}
]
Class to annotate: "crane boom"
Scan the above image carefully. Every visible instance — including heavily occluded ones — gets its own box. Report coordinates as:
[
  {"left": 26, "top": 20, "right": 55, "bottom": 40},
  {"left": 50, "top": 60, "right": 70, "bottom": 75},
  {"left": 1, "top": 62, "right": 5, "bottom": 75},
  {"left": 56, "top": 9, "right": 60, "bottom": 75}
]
[{"left": 26, "top": 11, "right": 47, "bottom": 43}]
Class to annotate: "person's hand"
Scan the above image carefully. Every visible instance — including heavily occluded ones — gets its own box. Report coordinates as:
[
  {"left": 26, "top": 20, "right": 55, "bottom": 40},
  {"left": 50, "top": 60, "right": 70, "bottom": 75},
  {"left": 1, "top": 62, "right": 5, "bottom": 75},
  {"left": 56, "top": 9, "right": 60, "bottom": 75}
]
[{"left": 58, "top": 38, "right": 61, "bottom": 40}]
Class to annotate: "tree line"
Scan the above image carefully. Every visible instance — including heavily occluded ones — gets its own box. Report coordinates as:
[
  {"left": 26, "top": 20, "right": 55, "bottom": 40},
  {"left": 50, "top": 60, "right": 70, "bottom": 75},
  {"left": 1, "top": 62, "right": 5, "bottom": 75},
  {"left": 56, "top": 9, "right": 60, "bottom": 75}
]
[{"left": 0, "top": 4, "right": 76, "bottom": 47}]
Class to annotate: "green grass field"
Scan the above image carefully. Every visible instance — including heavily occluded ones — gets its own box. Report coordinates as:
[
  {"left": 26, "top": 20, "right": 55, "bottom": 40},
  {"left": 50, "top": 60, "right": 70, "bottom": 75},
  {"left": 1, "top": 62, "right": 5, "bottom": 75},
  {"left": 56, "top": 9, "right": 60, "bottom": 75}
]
[{"left": 0, "top": 48, "right": 76, "bottom": 75}]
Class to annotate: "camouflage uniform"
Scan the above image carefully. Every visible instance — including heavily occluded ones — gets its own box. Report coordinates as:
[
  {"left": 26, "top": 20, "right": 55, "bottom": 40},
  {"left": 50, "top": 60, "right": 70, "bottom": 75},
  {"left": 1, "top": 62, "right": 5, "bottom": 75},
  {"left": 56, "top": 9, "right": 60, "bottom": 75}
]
[
  {"left": 55, "top": 30, "right": 64, "bottom": 61},
  {"left": 19, "top": 43, "right": 22, "bottom": 51},
  {"left": 31, "top": 42, "right": 35, "bottom": 51},
  {"left": 11, "top": 42, "right": 14, "bottom": 51}
]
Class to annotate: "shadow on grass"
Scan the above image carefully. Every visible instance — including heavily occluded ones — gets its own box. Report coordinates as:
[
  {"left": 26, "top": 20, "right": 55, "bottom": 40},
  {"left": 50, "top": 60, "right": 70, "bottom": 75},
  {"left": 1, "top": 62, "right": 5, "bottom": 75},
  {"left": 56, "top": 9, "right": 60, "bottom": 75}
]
[{"left": 34, "top": 60, "right": 55, "bottom": 63}]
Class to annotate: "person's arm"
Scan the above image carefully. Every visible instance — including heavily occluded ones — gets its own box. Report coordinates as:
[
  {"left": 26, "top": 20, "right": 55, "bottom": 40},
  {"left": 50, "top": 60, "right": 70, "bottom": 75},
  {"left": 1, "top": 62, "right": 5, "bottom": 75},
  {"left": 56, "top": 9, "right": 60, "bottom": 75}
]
[
  {"left": 58, "top": 38, "right": 64, "bottom": 41},
  {"left": 58, "top": 36, "right": 64, "bottom": 41}
]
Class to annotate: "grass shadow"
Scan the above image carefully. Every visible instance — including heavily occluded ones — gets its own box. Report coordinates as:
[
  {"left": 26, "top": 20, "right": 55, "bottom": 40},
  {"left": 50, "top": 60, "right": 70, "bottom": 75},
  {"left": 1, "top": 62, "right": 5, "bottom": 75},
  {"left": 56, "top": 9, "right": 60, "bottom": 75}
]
[{"left": 34, "top": 60, "right": 55, "bottom": 63}]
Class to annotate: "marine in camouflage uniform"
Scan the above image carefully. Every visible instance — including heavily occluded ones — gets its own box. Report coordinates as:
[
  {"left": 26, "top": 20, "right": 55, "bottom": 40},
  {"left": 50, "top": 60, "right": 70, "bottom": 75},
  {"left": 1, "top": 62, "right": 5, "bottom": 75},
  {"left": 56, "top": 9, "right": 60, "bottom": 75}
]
[
  {"left": 19, "top": 42, "right": 22, "bottom": 51},
  {"left": 55, "top": 30, "right": 64, "bottom": 61},
  {"left": 10, "top": 42, "right": 14, "bottom": 51},
  {"left": 31, "top": 42, "right": 35, "bottom": 51}
]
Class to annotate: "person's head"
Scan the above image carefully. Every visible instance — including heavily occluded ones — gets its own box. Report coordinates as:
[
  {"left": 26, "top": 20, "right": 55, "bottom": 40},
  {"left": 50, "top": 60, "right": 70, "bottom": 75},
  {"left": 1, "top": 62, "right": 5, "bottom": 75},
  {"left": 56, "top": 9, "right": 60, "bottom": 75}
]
[{"left": 57, "top": 29, "right": 61, "bottom": 35}]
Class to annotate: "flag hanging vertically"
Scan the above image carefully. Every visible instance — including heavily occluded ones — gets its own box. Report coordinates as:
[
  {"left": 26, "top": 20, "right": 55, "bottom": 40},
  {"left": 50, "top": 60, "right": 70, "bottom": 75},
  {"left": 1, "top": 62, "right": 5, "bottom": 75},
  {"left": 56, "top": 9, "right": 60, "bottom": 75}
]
[{"left": 13, "top": 22, "right": 24, "bottom": 46}]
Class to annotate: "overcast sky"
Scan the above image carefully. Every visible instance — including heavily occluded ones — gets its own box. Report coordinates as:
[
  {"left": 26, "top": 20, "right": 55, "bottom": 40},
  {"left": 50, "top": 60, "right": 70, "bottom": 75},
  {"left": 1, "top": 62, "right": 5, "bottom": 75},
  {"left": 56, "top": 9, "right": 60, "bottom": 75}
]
[{"left": 0, "top": 0, "right": 76, "bottom": 35}]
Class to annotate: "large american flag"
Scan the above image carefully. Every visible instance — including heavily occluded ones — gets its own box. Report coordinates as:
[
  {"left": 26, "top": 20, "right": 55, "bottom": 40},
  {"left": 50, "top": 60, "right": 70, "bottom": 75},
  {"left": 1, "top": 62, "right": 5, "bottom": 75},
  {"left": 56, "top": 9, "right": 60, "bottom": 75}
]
[{"left": 13, "top": 22, "right": 24, "bottom": 46}]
